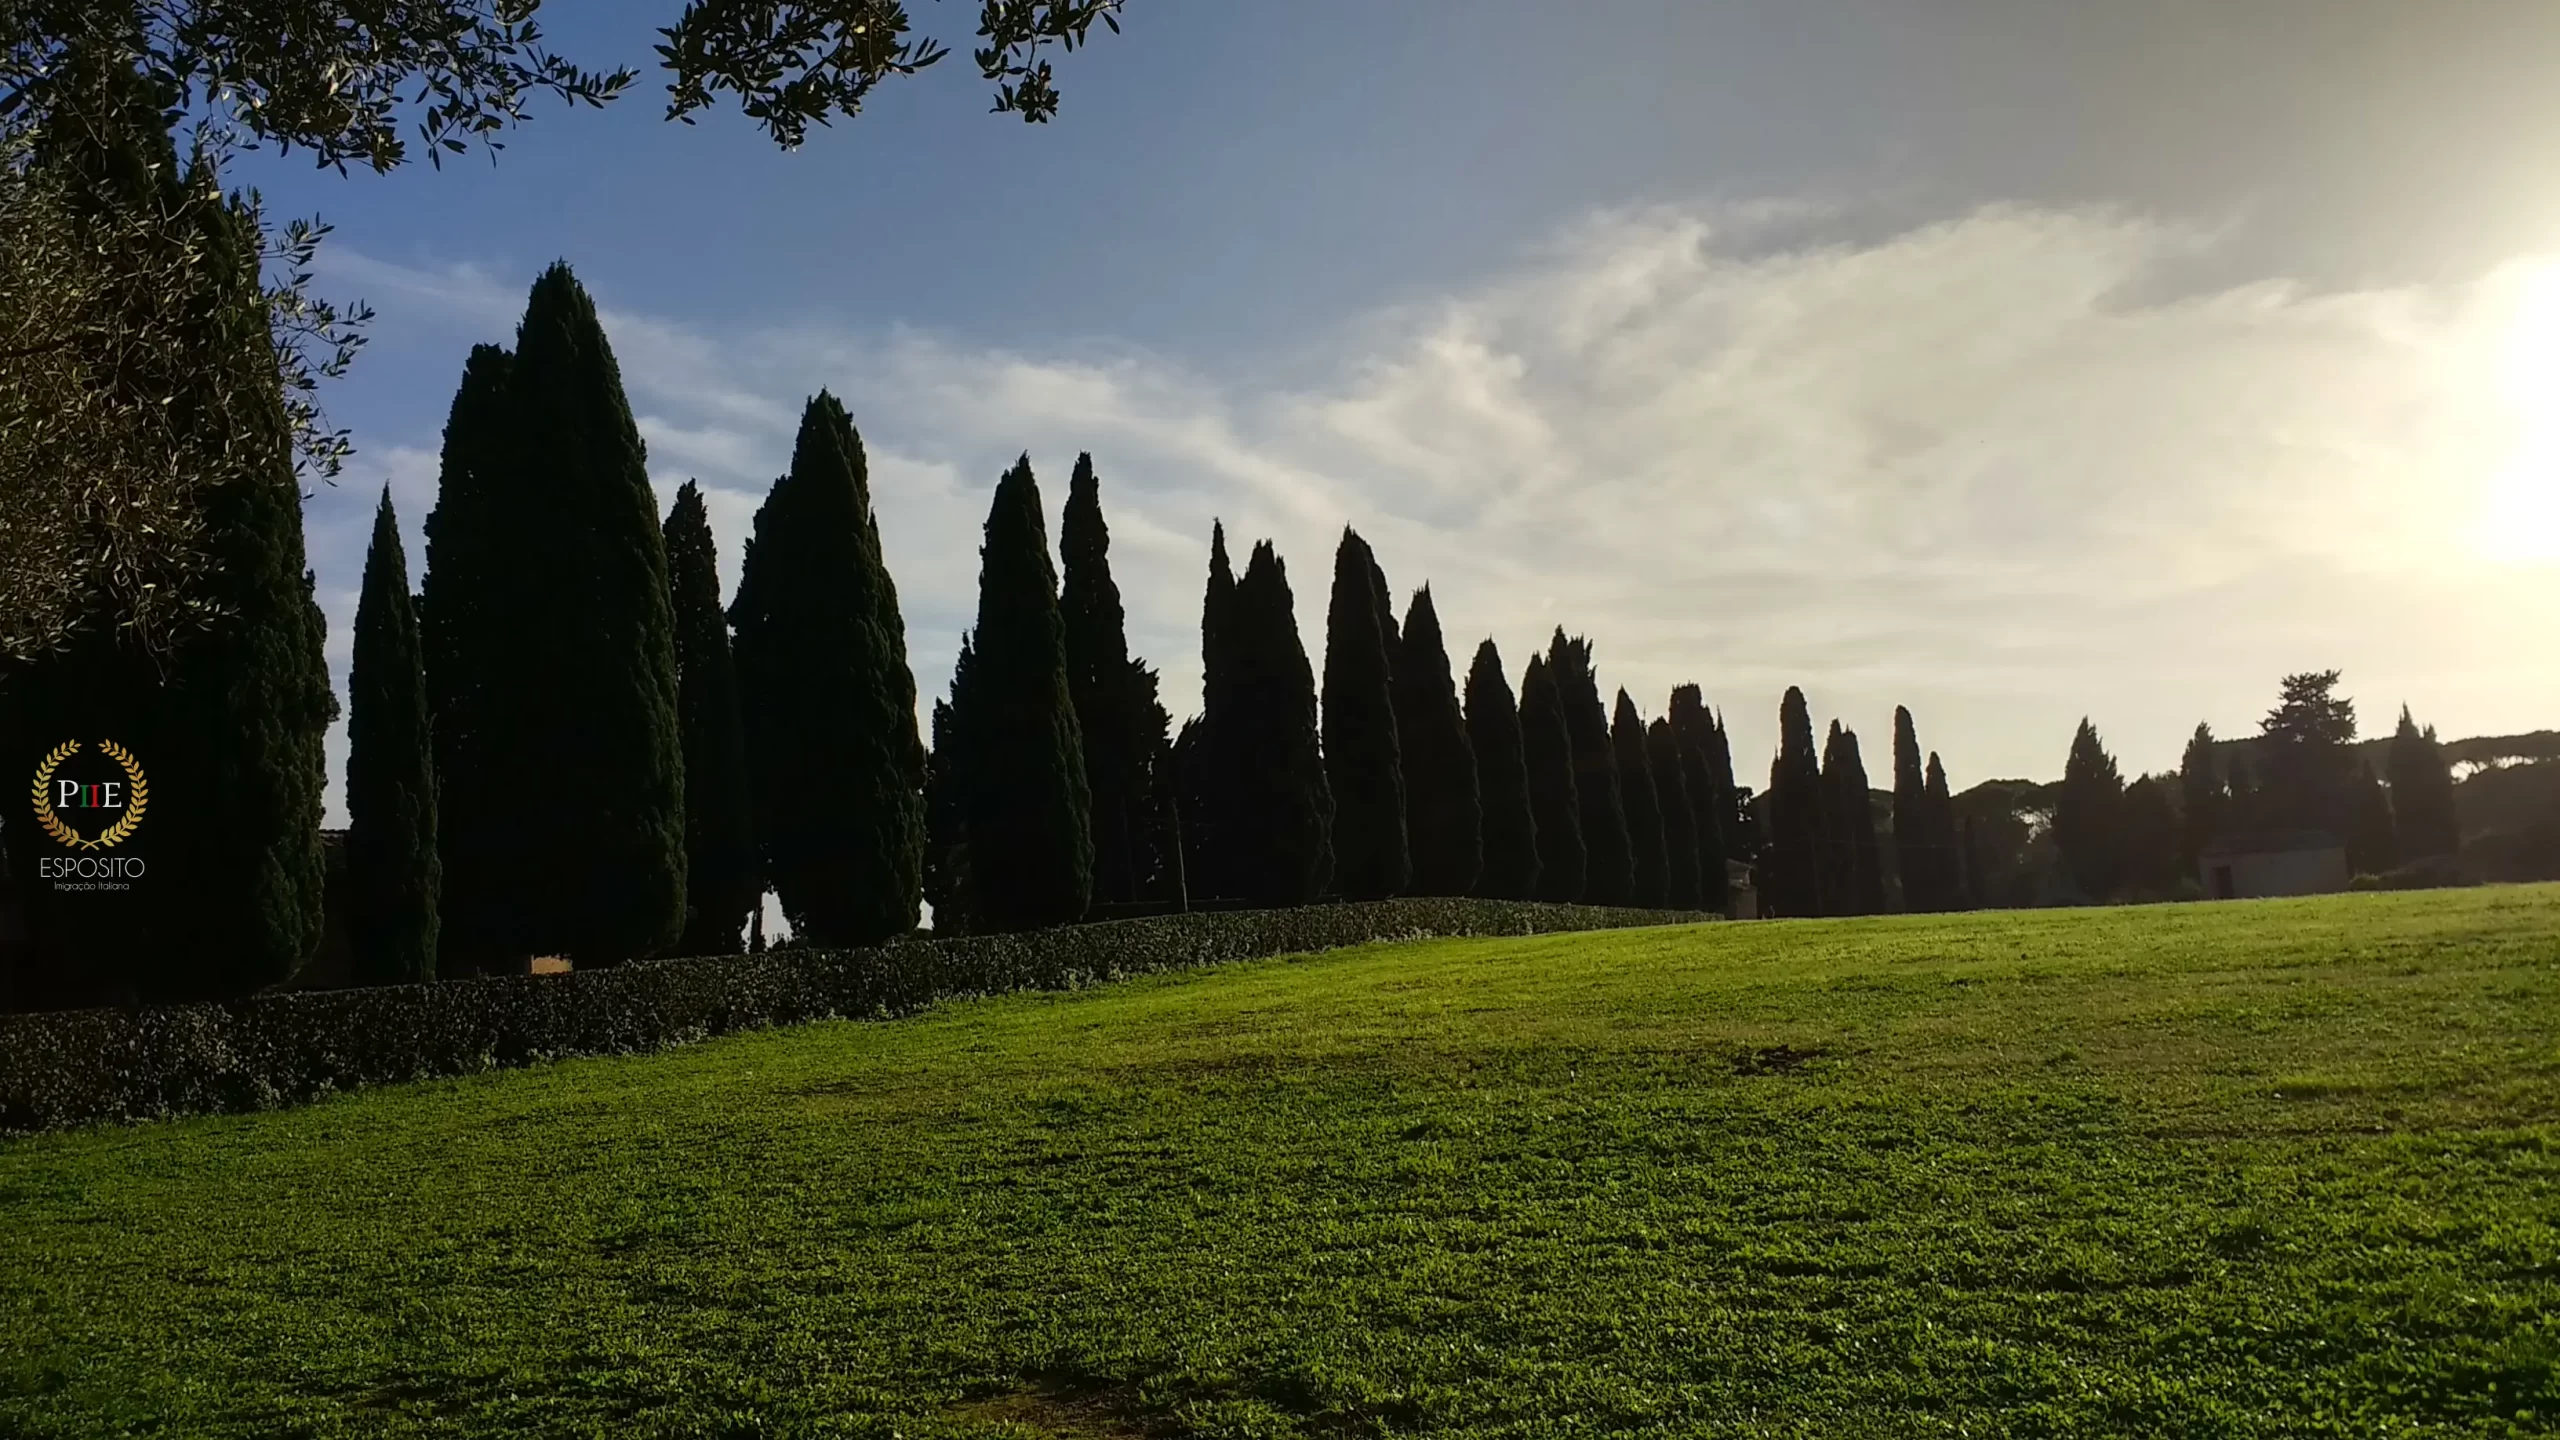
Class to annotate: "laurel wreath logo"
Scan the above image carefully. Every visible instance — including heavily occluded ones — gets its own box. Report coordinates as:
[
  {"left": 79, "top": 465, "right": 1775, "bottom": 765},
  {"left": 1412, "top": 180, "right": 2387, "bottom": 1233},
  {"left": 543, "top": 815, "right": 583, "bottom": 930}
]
[{"left": 28, "top": 739, "right": 148, "bottom": 851}]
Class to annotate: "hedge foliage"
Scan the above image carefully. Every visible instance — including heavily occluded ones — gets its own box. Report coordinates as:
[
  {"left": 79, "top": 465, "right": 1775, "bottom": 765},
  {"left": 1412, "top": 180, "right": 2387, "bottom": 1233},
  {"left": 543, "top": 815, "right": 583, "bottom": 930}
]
[{"left": 0, "top": 899, "right": 1708, "bottom": 1135}]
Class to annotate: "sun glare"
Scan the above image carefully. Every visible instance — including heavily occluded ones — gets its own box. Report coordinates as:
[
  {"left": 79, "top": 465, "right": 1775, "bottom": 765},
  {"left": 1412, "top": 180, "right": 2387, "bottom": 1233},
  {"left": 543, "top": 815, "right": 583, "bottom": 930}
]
[{"left": 2477, "top": 260, "right": 2560, "bottom": 565}]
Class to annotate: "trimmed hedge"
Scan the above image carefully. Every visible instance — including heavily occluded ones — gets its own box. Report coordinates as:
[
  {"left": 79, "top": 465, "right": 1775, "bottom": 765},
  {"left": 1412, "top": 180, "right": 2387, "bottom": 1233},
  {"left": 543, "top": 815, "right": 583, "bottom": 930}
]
[{"left": 0, "top": 899, "right": 1707, "bottom": 1135}]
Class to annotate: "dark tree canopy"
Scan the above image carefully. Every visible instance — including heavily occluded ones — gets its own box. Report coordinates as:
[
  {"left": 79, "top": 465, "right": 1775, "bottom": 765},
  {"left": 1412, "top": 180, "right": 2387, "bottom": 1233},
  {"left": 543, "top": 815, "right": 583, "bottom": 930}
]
[
  {"left": 1225, "top": 539, "right": 1333, "bottom": 906},
  {"left": 420, "top": 342, "right": 516, "bottom": 976},
  {"left": 1647, "top": 717, "right": 1703, "bottom": 910},
  {"left": 346, "top": 488, "right": 439, "bottom": 985},
  {"left": 924, "top": 638, "right": 979, "bottom": 930},
  {"left": 1611, "top": 690, "right": 1669, "bottom": 908},
  {"left": 1920, "top": 751, "right": 1959, "bottom": 911},
  {"left": 2118, "top": 773, "right": 2183, "bottom": 898},
  {"left": 2256, "top": 669, "right": 2357, "bottom": 831},
  {"left": 1891, "top": 706, "right": 1932, "bottom": 912},
  {"left": 2343, "top": 761, "right": 2398, "bottom": 878},
  {"left": 1464, "top": 638, "right": 1537, "bottom": 901},
  {"left": 951, "top": 455, "right": 1092, "bottom": 932},
  {"left": 1822, "top": 722, "right": 1886, "bottom": 916},
  {"left": 1518, "top": 653, "right": 1583, "bottom": 904},
  {"left": 664, "top": 479, "right": 760, "bottom": 955},
  {"left": 1320, "top": 528, "right": 1409, "bottom": 900},
  {"left": 2178, "top": 721, "right": 2226, "bottom": 875},
  {"left": 1765, "top": 686, "right": 1826, "bottom": 919},
  {"left": 1667, "top": 685, "right": 1729, "bottom": 915},
  {"left": 2055, "top": 717, "right": 2125, "bottom": 902},
  {"left": 2387, "top": 706, "right": 2462, "bottom": 861},
  {"left": 1547, "top": 631, "right": 1630, "bottom": 906},
  {"left": 1395, "top": 588, "right": 1482, "bottom": 898},
  {"left": 1059, "top": 453, "right": 1156, "bottom": 907},
  {"left": 729, "top": 392, "right": 925, "bottom": 946},
  {"left": 488, "top": 262, "right": 686, "bottom": 966},
  {"left": 1189, "top": 521, "right": 1243, "bottom": 900}
]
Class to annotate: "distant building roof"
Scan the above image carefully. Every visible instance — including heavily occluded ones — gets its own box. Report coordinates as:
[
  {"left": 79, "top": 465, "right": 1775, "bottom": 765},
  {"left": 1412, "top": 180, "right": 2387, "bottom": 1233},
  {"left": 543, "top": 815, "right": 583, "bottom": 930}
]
[{"left": 2200, "top": 829, "right": 2342, "bottom": 859}]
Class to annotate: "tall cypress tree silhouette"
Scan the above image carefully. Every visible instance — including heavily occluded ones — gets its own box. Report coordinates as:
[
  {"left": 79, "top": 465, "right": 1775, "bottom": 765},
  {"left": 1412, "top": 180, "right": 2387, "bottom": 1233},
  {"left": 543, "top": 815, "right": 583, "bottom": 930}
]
[
  {"left": 1823, "top": 723, "right": 1887, "bottom": 915},
  {"left": 2387, "top": 706, "right": 2461, "bottom": 860},
  {"left": 1767, "top": 687, "right": 1827, "bottom": 918},
  {"left": 422, "top": 343, "right": 517, "bottom": 977},
  {"left": 1321, "top": 528, "right": 1409, "bottom": 899},
  {"left": 2054, "top": 718, "right": 2126, "bottom": 902},
  {"left": 1059, "top": 454, "right": 1157, "bottom": 906},
  {"left": 1668, "top": 685, "right": 1729, "bottom": 915},
  {"left": 1465, "top": 639, "right": 1538, "bottom": 900},
  {"left": 347, "top": 489, "right": 439, "bottom": 985},
  {"left": 1549, "top": 631, "right": 1631, "bottom": 905},
  {"left": 1612, "top": 691, "right": 1669, "bottom": 907},
  {"left": 730, "top": 394, "right": 926, "bottom": 946},
  {"left": 1519, "top": 653, "right": 1584, "bottom": 903},
  {"left": 1228, "top": 540, "right": 1333, "bottom": 905},
  {"left": 1922, "top": 752, "right": 1960, "bottom": 911},
  {"left": 663, "top": 481, "right": 759, "bottom": 954},
  {"left": 952, "top": 456, "right": 1092, "bottom": 932},
  {"left": 1395, "top": 589, "right": 1482, "bottom": 897},
  {"left": 1647, "top": 717, "right": 1703, "bottom": 910},
  {"left": 1189, "top": 523, "right": 1243, "bottom": 900},
  {"left": 1891, "top": 706, "right": 1932, "bottom": 912}
]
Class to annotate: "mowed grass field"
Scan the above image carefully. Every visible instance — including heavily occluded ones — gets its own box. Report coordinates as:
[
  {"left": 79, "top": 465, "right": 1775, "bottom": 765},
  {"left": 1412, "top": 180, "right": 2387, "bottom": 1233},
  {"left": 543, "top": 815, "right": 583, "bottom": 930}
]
[{"left": 4, "top": 890, "right": 2558, "bottom": 1439}]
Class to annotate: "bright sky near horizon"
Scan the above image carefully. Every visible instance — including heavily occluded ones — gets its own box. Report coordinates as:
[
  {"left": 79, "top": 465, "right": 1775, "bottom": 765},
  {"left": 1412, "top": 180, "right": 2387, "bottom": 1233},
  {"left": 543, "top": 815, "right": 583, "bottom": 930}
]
[{"left": 230, "top": 1, "right": 2560, "bottom": 823}]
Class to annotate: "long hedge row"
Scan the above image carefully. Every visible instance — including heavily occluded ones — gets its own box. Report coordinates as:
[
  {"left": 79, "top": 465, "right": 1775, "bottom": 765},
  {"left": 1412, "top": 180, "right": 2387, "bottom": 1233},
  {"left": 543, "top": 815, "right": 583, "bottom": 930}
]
[{"left": 0, "top": 899, "right": 1708, "bottom": 1135}]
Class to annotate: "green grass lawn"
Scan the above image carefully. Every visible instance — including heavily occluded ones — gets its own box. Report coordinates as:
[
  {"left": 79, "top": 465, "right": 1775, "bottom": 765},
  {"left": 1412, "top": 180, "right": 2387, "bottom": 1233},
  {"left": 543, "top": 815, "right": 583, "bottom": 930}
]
[{"left": 4, "top": 889, "right": 2558, "bottom": 1439}]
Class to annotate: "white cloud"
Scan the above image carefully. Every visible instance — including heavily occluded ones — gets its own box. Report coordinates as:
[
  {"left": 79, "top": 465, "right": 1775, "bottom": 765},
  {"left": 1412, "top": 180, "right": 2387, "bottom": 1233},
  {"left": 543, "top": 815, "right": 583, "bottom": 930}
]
[{"left": 303, "top": 203, "right": 2560, "bottom": 823}]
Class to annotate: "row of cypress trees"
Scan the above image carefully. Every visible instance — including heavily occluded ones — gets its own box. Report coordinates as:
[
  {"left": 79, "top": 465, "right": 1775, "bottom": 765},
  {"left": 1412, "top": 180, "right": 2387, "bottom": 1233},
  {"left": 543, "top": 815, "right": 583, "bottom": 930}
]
[
  {"left": 343, "top": 268, "right": 933, "bottom": 980},
  {"left": 1756, "top": 688, "right": 1967, "bottom": 919}
]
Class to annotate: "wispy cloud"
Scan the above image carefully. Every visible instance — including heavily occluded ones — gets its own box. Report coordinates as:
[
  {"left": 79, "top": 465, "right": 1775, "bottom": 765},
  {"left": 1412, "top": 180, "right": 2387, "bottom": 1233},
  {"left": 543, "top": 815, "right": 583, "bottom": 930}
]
[{"left": 302, "top": 202, "right": 2560, "bottom": 822}]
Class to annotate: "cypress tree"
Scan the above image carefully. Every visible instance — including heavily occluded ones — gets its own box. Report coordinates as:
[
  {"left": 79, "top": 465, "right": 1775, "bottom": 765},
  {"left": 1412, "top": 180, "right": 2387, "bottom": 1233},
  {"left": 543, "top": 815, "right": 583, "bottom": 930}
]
[
  {"left": 1922, "top": 753, "right": 1959, "bottom": 909},
  {"left": 2054, "top": 718, "right": 2126, "bottom": 902},
  {"left": 1611, "top": 691, "right": 1669, "bottom": 907},
  {"left": 1548, "top": 631, "right": 1631, "bottom": 905},
  {"left": 1059, "top": 453, "right": 1153, "bottom": 906},
  {"left": 1227, "top": 540, "right": 1333, "bottom": 905},
  {"left": 421, "top": 343, "right": 518, "bottom": 977},
  {"left": 923, "top": 645, "right": 976, "bottom": 933},
  {"left": 1823, "top": 724, "right": 1887, "bottom": 915},
  {"left": 1668, "top": 686, "right": 1730, "bottom": 915},
  {"left": 1171, "top": 714, "right": 1210, "bottom": 906},
  {"left": 1891, "top": 706, "right": 1932, "bottom": 911},
  {"left": 1710, "top": 712, "right": 1747, "bottom": 862},
  {"left": 1766, "top": 687, "right": 1827, "bottom": 918},
  {"left": 2387, "top": 706, "right": 2461, "bottom": 859},
  {"left": 1465, "top": 639, "right": 1538, "bottom": 900},
  {"left": 730, "top": 393, "right": 926, "bottom": 946},
  {"left": 1322, "top": 528, "right": 1409, "bottom": 899},
  {"left": 346, "top": 489, "right": 439, "bottom": 985},
  {"left": 159, "top": 171, "right": 336, "bottom": 998},
  {"left": 1519, "top": 653, "right": 1584, "bottom": 902},
  {"left": 951, "top": 456, "right": 1092, "bottom": 932},
  {"left": 663, "top": 481, "right": 759, "bottom": 955},
  {"left": 1395, "top": 588, "right": 1481, "bottom": 897},
  {"left": 2178, "top": 722, "right": 2227, "bottom": 875},
  {"left": 1648, "top": 718, "right": 1704, "bottom": 909},
  {"left": 1190, "top": 522, "right": 1242, "bottom": 900},
  {"left": 441, "top": 264, "right": 686, "bottom": 968}
]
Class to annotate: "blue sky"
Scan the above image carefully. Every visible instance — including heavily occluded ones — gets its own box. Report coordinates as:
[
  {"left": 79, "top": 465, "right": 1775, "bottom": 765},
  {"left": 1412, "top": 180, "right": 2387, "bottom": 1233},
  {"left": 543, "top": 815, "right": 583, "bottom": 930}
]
[{"left": 222, "top": 2, "right": 2560, "bottom": 822}]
